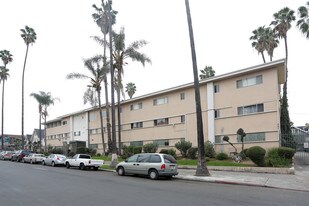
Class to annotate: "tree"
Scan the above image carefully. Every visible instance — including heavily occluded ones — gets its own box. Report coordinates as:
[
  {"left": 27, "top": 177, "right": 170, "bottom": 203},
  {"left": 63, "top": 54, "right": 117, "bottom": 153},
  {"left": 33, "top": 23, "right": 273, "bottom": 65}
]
[
  {"left": 125, "top": 82, "right": 136, "bottom": 99},
  {"left": 250, "top": 26, "right": 268, "bottom": 63},
  {"left": 92, "top": 0, "right": 117, "bottom": 155},
  {"left": 30, "top": 91, "right": 48, "bottom": 152},
  {"left": 270, "top": 7, "right": 295, "bottom": 148},
  {"left": 184, "top": 0, "right": 210, "bottom": 176},
  {"left": 112, "top": 27, "right": 151, "bottom": 154},
  {"left": 199, "top": 66, "right": 215, "bottom": 80},
  {"left": 20, "top": 25, "right": 37, "bottom": 149},
  {"left": 264, "top": 27, "right": 279, "bottom": 62},
  {"left": 0, "top": 50, "right": 13, "bottom": 150},
  {"left": 67, "top": 56, "right": 108, "bottom": 154},
  {"left": 297, "top": 1, "right": 309, "bottom": 39},
  {"left": 237, "top": 128, "right": 246, "bottom": 152}
]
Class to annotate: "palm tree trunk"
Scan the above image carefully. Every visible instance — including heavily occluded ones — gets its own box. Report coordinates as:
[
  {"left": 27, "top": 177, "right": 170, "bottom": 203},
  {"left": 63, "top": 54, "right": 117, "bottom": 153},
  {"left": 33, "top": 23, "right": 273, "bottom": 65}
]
[
  {"left": 117, "top": 83, "right": 121, "bottom": 155},
  {"left": 261, "top": 52, "right": 266, "bottom": 63},
  {"left": 39, "top": 105, "right": 42, "bottom": 153},
  {"left": 1, "top": 80, "right": 5, "bottom": 150},
  {"left": 103, "top": 32, "right": 112, "bottom": 153},
  {"left": 97, "top": 89, "right": 106, "bottom": 154},
  {"left": 109, "top": 0, "right": 117, "bottom": 155},
  {"left": 44, "top": 115, "right": 47, "bottom": 152},
  {"left": 185, "top": 0, "right": 210, "bottom": 176},
  {"left": 21, "top": 44, "right": 29, "bottom": 149}
]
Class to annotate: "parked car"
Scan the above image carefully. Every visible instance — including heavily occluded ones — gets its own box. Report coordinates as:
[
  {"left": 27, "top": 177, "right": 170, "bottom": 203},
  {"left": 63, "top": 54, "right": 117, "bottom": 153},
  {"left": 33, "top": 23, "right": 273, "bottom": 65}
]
[
  {"left": 115, "top": 153, "right": 178, "bottom": 180},
  {"left": 65, "top": 154, "right": 104, "bottom": 170},
  {"left": 22, "top": 153, "right": 45, "bottom": 164},
  {"left": 42, "top": 154, "right": 67, "bottom": 167},
  {"left": 11, "top": 150, "right": 32, "bottom": 162},
  {"left": 0, "top": 151, "right": 14, "bottom": 160}
]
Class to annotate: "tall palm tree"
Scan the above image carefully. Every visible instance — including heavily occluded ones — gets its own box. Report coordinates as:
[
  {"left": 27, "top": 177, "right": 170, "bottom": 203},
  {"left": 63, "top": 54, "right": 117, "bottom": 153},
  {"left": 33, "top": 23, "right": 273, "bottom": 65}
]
[
  {"left": 0, "top": 50, "right": 13, "bottom": 150},
  {"left": 92, "top": 0, "right": 117, "bottom": 155},
  {"left": 20, "top": 26, "right": 37, "bottom": 149},
  {"left": 250, "top": 26, "right": 268, "bottom": 63},
  {"left": 125, "top": 82, "right": 136, "bottom": 99},
  {"left": 185, "top": 0, "right": 210, "bottom": 176},
  {"left": 264, "top": 27, "right": 279, "bottom": 62},
  {"left": 199, "top": 66, "right": 215, "bottom": 80},
  {"left": 67, "top": 56, "right": 108, "bottom": 154},
  {"left": 30, "top": 91, "right": 50, "bottom": 152},
  {"left": 297, "top": 1, "right": 309, "bottom": 39},
  {"left": 270, "top": 7, "right": 295, "bottom": 148},
  {"left": 112, "top": 27, "right": 151, "bottom": 154}
]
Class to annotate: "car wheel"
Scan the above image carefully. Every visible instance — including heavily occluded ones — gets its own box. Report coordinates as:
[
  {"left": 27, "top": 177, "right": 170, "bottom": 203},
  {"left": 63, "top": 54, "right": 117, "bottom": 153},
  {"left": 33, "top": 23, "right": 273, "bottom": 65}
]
[
  {"left": 149, "top": 169, "right": 159, "bottom": 180},
  {"left": 22, "top": 159, "right": 25, "bottom": 163},
  {"left": 66, "top": 162, "right": 70, "bottom": 169},
  {"left": 30, "top": 160, "right": 33, "bottom": 164},
  {"left": 117, "top": 167, "right": 125, "bottom": 176},
  {"left": 80, "top": 163, "right": 86, "bottom": 170},
  {"left": 51, "top": 161, "right": 55, "bottom": 167},
  {"left": 42, "top": 160, "right": 45, "bottom": 166}
]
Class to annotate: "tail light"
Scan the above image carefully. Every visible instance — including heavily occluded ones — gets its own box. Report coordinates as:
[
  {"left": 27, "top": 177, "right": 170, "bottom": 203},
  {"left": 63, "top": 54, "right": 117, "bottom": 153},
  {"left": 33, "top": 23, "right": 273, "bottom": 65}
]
[{"left": 161, "top": 164, "right": 166, "bottom": 170}]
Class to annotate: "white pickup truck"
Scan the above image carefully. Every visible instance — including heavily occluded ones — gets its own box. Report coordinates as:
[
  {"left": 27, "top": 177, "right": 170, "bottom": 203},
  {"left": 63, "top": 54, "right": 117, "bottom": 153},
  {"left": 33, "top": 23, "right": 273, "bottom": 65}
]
[{"left": 65, "top": 154, "right": 104, "bottom": 170}]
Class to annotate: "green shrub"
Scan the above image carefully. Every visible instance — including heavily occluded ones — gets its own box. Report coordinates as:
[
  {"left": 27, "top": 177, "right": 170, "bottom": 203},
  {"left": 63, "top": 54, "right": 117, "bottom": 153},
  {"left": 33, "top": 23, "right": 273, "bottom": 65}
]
[
  {"left": 277, "top": 147, "right": 295, "bottom": 159},
  {"left": 143, "top": 143, "right": 158, "bottom": 153},
  {"left": 96, "top": 153, "right": 101, "bottom": 156},
  {"left": 133, "top": 146, "right": 142, "bottom": 154},
  {"left": 76, "top": 147, "right": 86, "bottom": 154},
  {"left": 205, "top": 141, "right": 216, "bottom": 158},
  {"left": 175, "top": 140, "right": 192, "bottom": 157},
  {"left": 239, "top": 150, "right": 247, "bottom": 160},
  {"left": 266, "top": 147, "right": 293, "bottom": 167},
  {"left": 159, "top": 149, "right": 177, "bottom": 159},
  {"left": 187, "top": 147, "right": 198, "bottom": 159},
  {"left": 216, "top": 152, "right": 228, "bottom": 160},
  {"left": 246, "top": 146, "right": 266, "bottom": 167},
  {"left": 68, "top": 151, "right": 75, "bottom": 157}
]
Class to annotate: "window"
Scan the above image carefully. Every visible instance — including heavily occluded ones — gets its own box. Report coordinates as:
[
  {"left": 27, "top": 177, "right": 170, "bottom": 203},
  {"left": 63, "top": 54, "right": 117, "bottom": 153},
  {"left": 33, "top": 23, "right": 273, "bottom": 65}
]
[
  {"left": 101, "top": 110, "right": 107, "bottom": 118},
  {"left": 137, "top": 154, "right": 150, "bottom": 162},
  {"left": 153, "top": 97, "right": 168, "bottom": 105},
  {"left": 89, "top": 113, "right": 96, "bottom": 121},
  {"left": 62, "top": 121, "right": 67, "bottom": 125},
  {"left": 90, "top": 129, "right": 98, "bottom": 135},
  {"left": 180, "top": 93, "right": 185, "bottom": 100},
  {"left": 131, "top": 122, "right": 143, "bottom": 129},
  {"left": 74, "top": 131, "right": 81, "bottom": 136},
  {"left": 238, "top": 104, "right": 264, "bottom": 115},
  {"left": 154, "top": 118, "right": 169, "bottom": 126},
  {"left": 237, "top": 132, "right": 265, "bottom": 142},
  {"left": 130, "top": 141, "right": 143, "bottom": 146},
  {"left": 237, "top": 75, "right": 263, "bottom": 88},
  {"left": 215, "top": 136, "right": 222, "bottom": 143},
  {"left": 90, "top": 144, "right": 98, "bottom": 149},
  {"left": 214, "top": 110, "right": 220, "bottom": 118},
  {"left": 181, "top": 115, "right": 186, "bottom": 123},
  {"left": 149, "top": 155, "right": 162, "bottom": 163},
  {"left": 130, "top": 103, "right": 143, "bottom": 110},
  {"left": 153, "top": 139, "right": 169, "bottom": 146},
  {"left": 214, "top": 85, "right": 220, "bottom": 93}
]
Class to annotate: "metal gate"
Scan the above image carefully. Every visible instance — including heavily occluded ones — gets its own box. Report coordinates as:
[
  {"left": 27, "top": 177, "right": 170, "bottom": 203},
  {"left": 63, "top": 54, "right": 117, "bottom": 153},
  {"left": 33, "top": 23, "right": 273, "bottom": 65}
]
[{"left": 293, "top": 134, "right": 309, "bottom": 165}]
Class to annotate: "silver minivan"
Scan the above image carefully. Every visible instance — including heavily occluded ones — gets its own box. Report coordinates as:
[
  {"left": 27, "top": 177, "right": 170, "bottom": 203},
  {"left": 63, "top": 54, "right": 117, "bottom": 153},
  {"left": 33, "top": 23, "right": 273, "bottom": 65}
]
[{"left": 116, "top": 153, "right": 178, "bottom": 180}]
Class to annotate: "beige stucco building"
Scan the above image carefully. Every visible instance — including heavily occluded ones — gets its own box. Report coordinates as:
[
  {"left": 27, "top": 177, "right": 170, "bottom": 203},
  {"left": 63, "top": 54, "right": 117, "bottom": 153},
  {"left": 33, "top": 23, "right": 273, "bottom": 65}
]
[{"left": 45, "top": 59, "right": 286, "bottom": 154}]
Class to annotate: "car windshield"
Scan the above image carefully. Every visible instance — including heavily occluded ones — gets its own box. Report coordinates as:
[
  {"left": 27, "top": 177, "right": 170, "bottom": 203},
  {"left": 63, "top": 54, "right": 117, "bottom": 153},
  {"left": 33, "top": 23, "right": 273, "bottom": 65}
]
[{"left": 163, "top": 155, "right": 177, "bottom": 164}]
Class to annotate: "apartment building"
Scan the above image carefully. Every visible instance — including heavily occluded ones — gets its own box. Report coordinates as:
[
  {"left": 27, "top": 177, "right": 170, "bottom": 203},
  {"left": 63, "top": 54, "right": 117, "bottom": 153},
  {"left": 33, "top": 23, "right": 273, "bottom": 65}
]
[{"left": 45, "top": 59, "right": 286, "bottom": 154}]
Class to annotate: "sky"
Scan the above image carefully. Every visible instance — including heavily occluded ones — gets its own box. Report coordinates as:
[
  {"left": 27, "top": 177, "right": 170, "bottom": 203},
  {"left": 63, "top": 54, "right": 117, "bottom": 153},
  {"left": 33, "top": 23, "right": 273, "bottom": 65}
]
[{"left": 0, "top": 0, "right": 309, "bottom": 135}]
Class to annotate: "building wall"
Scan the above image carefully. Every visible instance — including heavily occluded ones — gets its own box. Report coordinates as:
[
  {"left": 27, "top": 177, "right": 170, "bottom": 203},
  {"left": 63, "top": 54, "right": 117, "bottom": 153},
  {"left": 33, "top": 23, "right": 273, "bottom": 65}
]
[{"left": 45, "top": 61, "right": 285, "bottom": 155}]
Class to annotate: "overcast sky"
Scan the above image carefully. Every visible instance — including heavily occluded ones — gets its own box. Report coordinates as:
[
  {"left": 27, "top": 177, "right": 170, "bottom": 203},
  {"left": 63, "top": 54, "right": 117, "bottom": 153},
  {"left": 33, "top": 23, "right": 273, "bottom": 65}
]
[{"left": 0, "top": 0, "right": 308, "bottom": 135}]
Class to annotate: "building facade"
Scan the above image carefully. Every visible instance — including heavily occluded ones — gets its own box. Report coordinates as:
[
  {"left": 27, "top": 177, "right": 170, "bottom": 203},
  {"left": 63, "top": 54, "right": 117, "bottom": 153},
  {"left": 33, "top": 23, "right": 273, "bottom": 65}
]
[{"left": 45, "top": 60, "right": 286, "bottom": 154}]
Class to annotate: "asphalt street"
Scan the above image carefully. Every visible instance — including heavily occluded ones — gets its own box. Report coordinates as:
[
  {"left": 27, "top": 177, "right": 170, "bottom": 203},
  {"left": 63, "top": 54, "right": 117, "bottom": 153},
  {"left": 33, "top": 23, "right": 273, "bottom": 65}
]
[{"left": 0, "top": 161, "right": 308, "bottom": 206}]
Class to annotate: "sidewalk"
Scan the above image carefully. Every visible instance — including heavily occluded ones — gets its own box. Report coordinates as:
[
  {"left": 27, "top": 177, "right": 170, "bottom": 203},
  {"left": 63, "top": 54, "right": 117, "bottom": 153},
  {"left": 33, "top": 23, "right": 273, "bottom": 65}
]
[{"left": 175, "top": 164, "right": 309, "bottom": 192}]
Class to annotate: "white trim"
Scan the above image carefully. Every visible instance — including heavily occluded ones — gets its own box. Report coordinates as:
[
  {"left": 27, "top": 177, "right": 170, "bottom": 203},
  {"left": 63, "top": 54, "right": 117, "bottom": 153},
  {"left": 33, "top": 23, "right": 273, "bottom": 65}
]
[{"left": 207, "top": 82, "right": 215, "bottom": 143}]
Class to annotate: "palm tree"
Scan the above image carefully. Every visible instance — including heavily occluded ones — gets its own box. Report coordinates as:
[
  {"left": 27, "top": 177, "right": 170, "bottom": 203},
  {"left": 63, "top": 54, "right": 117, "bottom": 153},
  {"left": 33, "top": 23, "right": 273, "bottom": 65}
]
[
  {"left": 92, "top": 0, "right": 117, "bottom": 155},
  {"left": 67, "top": 57, "right": 108, "bottom": 154},
  {"left": 125, "top": 82, "right": 136, "bottom": 99},
  {"left": 199, "top": 66, "right": 215, "bottom": 80},
  {"left": 20, "top": 25, "right": 37, "bottom": 149},
  {"left": 297, "top": 1, "right": 309, "bottom": 39},
  {"left": 270, "top": 7, "right": 295, "bottom": 148},
  {"left": 0, "top": 50, "right": 13, "bottom": 150},
  {"left": 250, "top": 26, "right": 268, "bottom": 63},
  {"left": 112, "top": 27, "right": 151, "bottom": 154},
  {"left": 185, "top": 0, "right": 210, "bottom": 176},
  {"left": 264, "top": 27, "right": 279, "bottom": 62},
  {"left": 30, "top": 91, "right": 49, "bottom": 152}
]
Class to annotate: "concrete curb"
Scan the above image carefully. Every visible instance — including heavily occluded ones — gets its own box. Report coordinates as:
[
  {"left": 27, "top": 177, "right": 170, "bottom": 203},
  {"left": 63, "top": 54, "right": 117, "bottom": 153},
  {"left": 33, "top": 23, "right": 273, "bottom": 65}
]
[{"left": 179, "top": 166, "right": 295, "bottom": 175}]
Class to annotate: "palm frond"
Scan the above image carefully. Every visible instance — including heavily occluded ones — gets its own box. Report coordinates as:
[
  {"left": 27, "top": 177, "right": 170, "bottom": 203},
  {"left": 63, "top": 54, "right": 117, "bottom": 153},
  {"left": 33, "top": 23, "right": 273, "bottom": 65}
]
[{"left": 66, "top": 72, "right": 90, "bottom": 80}]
